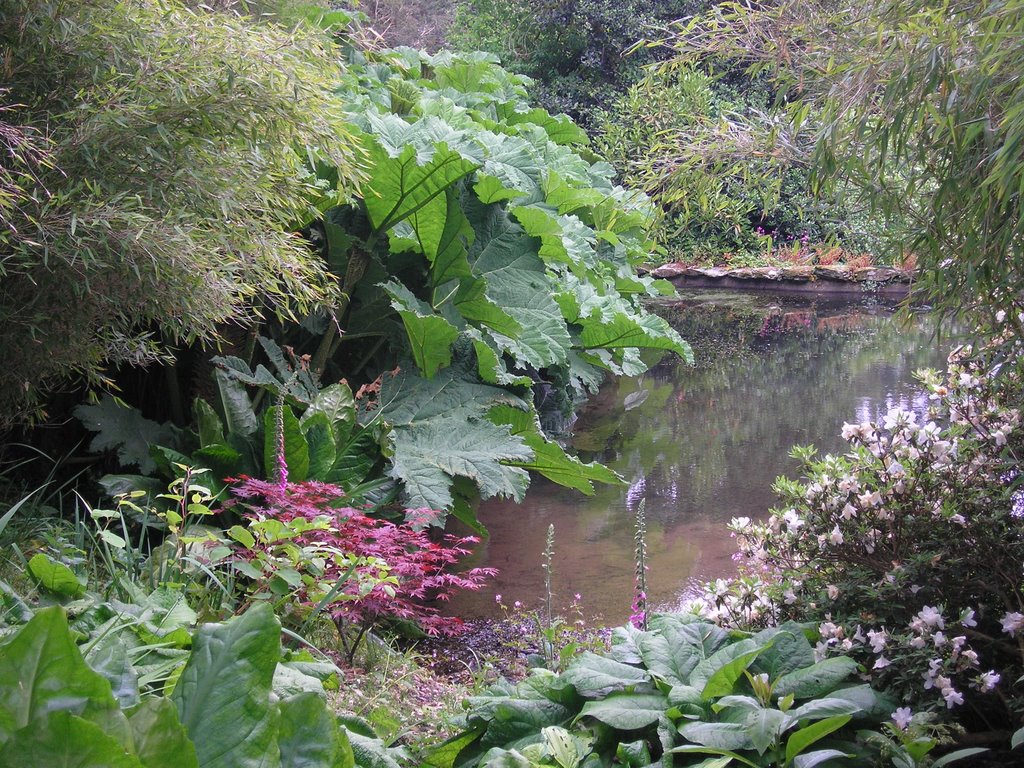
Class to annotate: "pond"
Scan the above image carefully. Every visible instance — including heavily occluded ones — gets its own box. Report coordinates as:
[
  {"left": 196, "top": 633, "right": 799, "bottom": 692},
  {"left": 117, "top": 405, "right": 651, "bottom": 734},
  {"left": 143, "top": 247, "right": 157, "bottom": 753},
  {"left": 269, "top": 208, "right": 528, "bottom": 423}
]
[{"left": 449, "top": 290, "right": 955, "bottom": 625}]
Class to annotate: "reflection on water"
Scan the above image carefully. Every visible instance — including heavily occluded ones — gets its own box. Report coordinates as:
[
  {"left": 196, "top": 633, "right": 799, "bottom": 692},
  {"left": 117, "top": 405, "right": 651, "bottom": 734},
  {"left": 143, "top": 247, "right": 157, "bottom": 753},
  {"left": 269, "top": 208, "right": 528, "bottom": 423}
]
[{"left": 449, "top": 291, "right": 956, "bottom": 624}]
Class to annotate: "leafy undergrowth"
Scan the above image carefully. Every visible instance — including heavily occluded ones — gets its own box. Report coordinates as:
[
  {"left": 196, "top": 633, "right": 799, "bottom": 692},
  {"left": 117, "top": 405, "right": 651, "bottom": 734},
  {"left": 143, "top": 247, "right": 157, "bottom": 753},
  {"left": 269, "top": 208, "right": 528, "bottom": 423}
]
[
  {"left": 330, "top": 615, "right": 612, "bottom": 757},
  {"left": 330, "top": 645, "right": 469, "bottom": 755}
]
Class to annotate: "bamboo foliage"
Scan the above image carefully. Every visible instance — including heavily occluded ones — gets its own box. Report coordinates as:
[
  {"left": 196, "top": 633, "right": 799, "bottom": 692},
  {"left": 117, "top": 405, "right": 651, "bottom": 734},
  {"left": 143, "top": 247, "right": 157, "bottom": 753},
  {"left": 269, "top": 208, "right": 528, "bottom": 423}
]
[{"left": 0, "top": 0, "right": 366, "bottom": 422}]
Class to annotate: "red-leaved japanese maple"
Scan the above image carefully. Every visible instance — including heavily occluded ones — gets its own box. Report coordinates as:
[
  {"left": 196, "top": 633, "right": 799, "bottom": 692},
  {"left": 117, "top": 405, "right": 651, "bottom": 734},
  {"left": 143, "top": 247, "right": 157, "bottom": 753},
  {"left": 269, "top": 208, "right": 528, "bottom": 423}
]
[{"left": 226, "top": 477, "right": 495, "bottom": 660}]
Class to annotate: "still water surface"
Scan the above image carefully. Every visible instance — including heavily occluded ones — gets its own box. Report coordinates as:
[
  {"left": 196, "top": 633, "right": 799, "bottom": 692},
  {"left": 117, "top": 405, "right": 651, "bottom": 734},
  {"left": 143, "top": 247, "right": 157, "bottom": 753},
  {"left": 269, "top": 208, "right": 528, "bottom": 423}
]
[{"left": 450, "top": 291, "right": 954, "bottom": 624}]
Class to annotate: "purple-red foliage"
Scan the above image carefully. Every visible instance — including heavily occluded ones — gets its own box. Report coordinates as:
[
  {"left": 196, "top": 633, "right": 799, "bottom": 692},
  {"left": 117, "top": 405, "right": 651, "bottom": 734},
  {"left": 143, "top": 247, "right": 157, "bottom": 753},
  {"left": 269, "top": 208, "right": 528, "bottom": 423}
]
[{"left": 226, "top": 477, "right": 496, "bottom": 637}]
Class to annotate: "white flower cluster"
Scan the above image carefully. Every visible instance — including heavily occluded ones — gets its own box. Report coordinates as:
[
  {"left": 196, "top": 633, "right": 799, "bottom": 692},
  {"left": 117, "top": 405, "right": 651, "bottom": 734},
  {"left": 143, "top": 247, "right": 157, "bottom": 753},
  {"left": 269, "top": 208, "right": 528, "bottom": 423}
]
[{"left": 692, "top": 345, "right": 1024, "bottom": 715}]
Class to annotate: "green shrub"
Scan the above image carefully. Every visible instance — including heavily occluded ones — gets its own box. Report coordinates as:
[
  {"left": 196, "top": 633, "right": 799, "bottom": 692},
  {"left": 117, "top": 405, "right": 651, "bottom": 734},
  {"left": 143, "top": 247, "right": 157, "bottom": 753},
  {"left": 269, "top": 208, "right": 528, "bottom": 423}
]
[
  {"left": 218, "top": 47, "right": 689, "bottom": 525},
  {"left": 593, "top": 68, "right": 888, "bottom": 266},
  {"left": 448, "top": 0, "right": 702, "bottom": 127}
]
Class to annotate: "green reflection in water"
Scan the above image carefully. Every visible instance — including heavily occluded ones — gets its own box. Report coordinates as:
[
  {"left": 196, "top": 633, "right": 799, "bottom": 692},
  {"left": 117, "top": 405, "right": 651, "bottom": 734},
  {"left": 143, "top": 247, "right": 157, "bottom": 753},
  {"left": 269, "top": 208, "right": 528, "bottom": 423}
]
[{"left": 449, "top": 292, "right": 958, "bottom": 624}]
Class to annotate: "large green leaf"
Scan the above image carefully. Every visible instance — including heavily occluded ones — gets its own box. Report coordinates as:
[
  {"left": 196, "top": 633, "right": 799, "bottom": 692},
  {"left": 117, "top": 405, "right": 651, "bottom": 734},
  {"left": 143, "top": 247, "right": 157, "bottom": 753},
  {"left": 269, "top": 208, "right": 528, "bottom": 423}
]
[
  {"left": 328, "top": 428, "right": 379, "bottom": 490},
  {"left": 542, "top": 172, "right": 607, "bottom": 216},
  {"left": 389, "top": 416, "right": 531, "bottom": 510},
  {"left": 561, "top": 653, "right": 650, "bottom": 697},
  {"left": 192, "top": 442, "right": 247, "bottom": 485},
  {"left": 477, "top": 699, "right": 572, "bottom": 751},
  {"left": 372, "top": 366, "right": 532, "bottom": 510},
  {"left": 467, "top": 329, "right": 533, "bottom": 387},
  {"left": 578, "top": 693, "right": 667, "bottom": 730},
  {"left": 0, "top": 711, "right": 143, "bottom": 768},
  {"left": 639, "top": 632, "right": 701, "bottom": 688},
  {"left": 787, "top": 697, "right": 863, "bottom": 721},
  {"left": 28, "top": 553, "right": 86, "bottom": 598},
  {"left": 0, "top": 607, "right": 118, "bottom": 744},
  {"left": 748, "top": 626, "right": 816, "bottom": 682},
  {"left": 488, "top": 405, "right": 621, "bottom": 494},
  {"left": 171, "top": 604, "right": 281, "bottom": 768},
  {"left": 772, "top": 658, "right": 859, "bottom": 700},
  {"left": 84, "top": 631, "right": 139, "bottom": 709},
  {"left": 346, "top": 730, "right": 406, "bottom": 768},
  {"left": 194, "top": 397, "right": 225, "bottom": 449},
  {"left": 362, "top": 138, "right": 478, "bottom": 245},
  {"left": 689, "top": 639, "right": 772, "bottom": 701},
  {"left": 578, "top": 312, "right": 692, "bottom": 360},
  {"left": 667, "top": 685, "right": 706, "bottom": 719},
  {"left": 263, "top": 406, "right": 310, "bottom": 484},
  {"left": 643, "top": 617, "right": 731, "bottom": 685},
  {"left": 784, "top": 715, "right": 851, "bottom": 763},
  {"left": 382, "top": 281, "right": 459, "bottom": 378},
  {"left": 372, "top": 364, "right": 527, "bottom": 426},
  {"left": 423, "top": 728, "right": 482, "bottom": 768},
  {"left": 428, "top": 189, "right": 476, "bottom": 286},
  {"left": 214, "top": 368, "right": 259, "bottom": 438},
  {"left": 511, "top": 205, "right": 598, "bottom": 272},
  {"left": 126, "top": 698, "right": 199, "bottom": 768},
  {"left": 745, "top": 708, "right": 788, "bottom": 755},
  {"left": 471, "top": 220, "right": 571, "bottom": 369},
  {"left": 278, "top": 693, "right": 353, "bottom": 768},
  {"left": 301, "top": 383, "right": 356, "bottom": 445},
  {"left": 301, "top": 413, "right": 337, "bottom": 481},
  {"left": 452, "top": 277, "right": 523, "bottom": 339},
  {"left": 501, "top": 107, "right": 589, "bottom": 147},
  {"left": 806, "top": 683, "right": 894, "bottom": 719},
  {"left": 676, "top": 721, "right": 753, "bottom": 752},
  {"left": 75, "top": 395, "right": 181, "bottom": 475},
  {"left": 472, "top": 130, "right": 541, "bottom": 203},
  {"left": 123, "top": 585, "right": 198, "bottom": 649}
]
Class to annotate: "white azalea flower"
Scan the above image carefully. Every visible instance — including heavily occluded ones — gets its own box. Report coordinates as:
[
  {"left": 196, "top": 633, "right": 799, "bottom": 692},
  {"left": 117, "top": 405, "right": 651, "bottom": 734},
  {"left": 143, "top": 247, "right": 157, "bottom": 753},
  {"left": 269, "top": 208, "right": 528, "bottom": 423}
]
[
  {"left": 892, "top": 707, "right": 913, "bottom": 729},
  {"left": 1001, "top": 611, "right": 1024, "bottom": 636},
  {"left": 979, "top": 671, "right": 1000, "bottom": 692},
  {"left": 942, "top": 686, "right": 964, "bottom": 708},
  {"left": 917, "top": 606, "right": 944, "bottom": 629},
  {"left": 867, "top": 628, "right": 888, "bottom": 653}
]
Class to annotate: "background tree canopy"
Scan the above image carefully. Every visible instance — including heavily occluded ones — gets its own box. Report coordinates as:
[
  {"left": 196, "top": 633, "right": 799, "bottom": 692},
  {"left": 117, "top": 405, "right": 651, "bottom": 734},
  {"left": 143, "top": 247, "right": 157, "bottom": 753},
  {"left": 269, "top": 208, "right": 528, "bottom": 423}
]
[{"left": 661, "top": 0, "right": 1024, "bottom": 319}]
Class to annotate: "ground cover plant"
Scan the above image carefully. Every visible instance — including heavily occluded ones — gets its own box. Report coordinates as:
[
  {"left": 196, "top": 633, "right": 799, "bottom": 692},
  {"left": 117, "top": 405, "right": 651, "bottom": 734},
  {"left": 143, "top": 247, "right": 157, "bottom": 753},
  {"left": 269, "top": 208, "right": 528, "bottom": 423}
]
[
  {"left": 435, "top": 613, "right": 909, "bottom": 767},
  {"left": 0, "top": 603, "right": 402, "bottom": 768}
]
